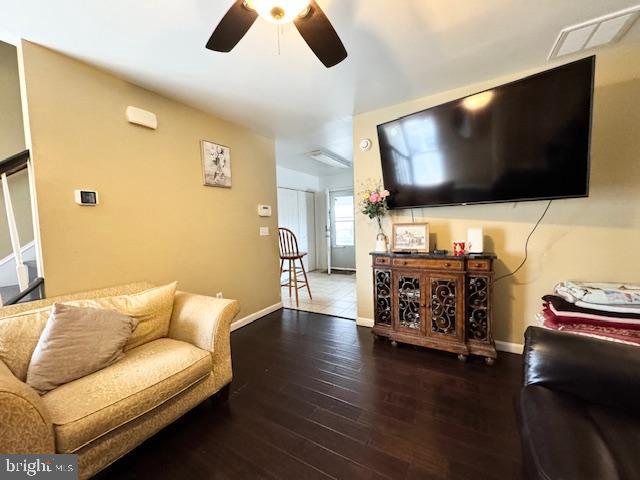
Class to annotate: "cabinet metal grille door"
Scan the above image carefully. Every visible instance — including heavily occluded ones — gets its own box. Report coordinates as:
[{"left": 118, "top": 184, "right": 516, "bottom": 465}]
[
  {"left": 398, "top": 275, "right": 421, "bottom": 330},
  {"left": 467, "top": 275, "right": 490, "bottom": 342},
  {"left": 430, "top": 279, "right": 457, "bottom": 335},
  {"left": 374, "top": 269, "right": 391, "bottom": 326}
]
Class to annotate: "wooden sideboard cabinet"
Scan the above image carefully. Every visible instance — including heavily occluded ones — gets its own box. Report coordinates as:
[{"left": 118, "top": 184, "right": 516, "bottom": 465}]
[{"left": 371, "top": 252, "right": 497, "bottom": 364}]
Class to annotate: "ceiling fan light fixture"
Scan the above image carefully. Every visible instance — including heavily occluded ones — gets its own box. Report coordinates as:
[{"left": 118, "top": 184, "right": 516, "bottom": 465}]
[{"left": 245, "top": 0, "right": 310, "bottom": 24}]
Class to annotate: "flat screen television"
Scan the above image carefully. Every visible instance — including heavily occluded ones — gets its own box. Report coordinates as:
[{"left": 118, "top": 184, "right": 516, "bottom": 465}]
[{"left": 377, "top": 56, "right": 594, "bottom": 209}]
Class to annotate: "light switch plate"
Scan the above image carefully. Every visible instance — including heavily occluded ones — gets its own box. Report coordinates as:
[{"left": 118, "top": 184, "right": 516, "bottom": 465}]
[{"left": 260, "top": 227, "right": 270, "bottom": 236}]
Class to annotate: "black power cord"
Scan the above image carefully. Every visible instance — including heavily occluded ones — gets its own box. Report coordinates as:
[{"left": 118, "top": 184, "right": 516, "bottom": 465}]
[{"left": 494, "top": 199, "right": 553, "bottom": 283}]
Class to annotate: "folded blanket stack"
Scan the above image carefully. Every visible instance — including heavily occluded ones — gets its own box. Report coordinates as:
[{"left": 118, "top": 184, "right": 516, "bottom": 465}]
[{"left": 538, "top": 281, "right": 640, "bottom": 346}]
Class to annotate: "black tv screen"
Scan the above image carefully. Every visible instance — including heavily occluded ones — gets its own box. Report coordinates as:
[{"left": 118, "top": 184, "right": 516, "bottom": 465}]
[{"left": 377, "top": 56, "right": 594, "bottom": 208}]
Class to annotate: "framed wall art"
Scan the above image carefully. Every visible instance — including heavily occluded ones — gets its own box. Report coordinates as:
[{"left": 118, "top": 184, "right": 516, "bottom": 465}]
[{"left": 201, "top": 140, "right": 231, "bottom": 188}]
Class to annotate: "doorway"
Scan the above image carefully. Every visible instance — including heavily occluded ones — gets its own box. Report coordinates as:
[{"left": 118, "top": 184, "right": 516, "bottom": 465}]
[
  {"left": 327, "top": 188, "right": 355, "bottom": 273},
  {"left": 275, "top": 153, "right": 356, "bottom": 320},
  {"left": 0, "top": 41, "right": 44, "bottom": 305}
]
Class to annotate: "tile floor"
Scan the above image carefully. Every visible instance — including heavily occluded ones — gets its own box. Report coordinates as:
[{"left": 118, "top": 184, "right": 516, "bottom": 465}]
[{"left": 281, "top": 270, "right": 357, "bottom": 320}]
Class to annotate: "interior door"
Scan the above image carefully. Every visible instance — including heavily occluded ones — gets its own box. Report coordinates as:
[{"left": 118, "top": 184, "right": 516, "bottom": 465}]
[
  {"left": 328, "top": 189, "right": 355, "bottom": 270},
  {"left": 297, "top": 190, "right": 316, "bottom": 271},
  {"left": 277, "top": 187, "right": 316, "bottom": 271}
]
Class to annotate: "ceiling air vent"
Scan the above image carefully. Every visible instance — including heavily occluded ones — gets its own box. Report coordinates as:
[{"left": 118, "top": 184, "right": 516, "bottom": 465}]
[
  {"left": 549, "top": 5, "right": 640, "bottom": 59},
  {"left": 307, "top": 150, "right": 351, "bottom": 169}
]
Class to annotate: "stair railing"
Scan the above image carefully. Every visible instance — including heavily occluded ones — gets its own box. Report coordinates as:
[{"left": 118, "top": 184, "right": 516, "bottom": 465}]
[
  {"left": 4, "top": 276, "right": 44, "bottom": 306},
  {"left": 0, "top": 150, "right": 34, "bottom": 300}
]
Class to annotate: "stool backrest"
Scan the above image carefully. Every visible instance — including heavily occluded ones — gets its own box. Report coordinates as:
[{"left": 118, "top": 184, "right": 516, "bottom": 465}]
[{"left": 278, "top": 228, "right": 301, "bottom": 257}]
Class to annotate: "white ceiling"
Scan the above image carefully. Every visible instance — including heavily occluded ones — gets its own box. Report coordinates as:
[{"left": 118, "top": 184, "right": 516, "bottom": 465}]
[{"left": 1, "top": 0, "right": 639, "bottom": 176}]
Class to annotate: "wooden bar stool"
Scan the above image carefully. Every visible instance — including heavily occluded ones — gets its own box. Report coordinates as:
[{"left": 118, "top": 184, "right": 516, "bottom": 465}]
[{"left": 278, "top": 228, "right": 312, "bottom": 307}]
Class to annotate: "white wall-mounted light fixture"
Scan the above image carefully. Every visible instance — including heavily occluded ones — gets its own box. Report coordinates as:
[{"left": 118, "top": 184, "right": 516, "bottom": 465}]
[
  {"left": 307, "top": 149, "right": 351, "bottom": 169},
  {"left": 126, "top": 106, "right": 158, "bottom": 130},
  {"left": 549, "top": 5, "right": 640, "bottom": 60}
]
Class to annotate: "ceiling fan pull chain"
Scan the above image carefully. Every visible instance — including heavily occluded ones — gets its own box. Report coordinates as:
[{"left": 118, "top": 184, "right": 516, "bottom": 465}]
[{"left": 277, "top": 25, "right": 281, "bottom": 56}]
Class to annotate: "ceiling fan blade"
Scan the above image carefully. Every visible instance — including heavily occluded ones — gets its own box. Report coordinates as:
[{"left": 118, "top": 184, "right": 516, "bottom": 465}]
[
  {"left": 294, "top": 1, "right": 347, "bottom": 68},
  {"left": 206, "top": 0, "right": 258, "bottom": 52}
]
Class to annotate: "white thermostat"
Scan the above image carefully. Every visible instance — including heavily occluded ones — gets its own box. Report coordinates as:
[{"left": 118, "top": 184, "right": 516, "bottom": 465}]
[
  {"left": 74, "top": 190, "right": 99, "bottom": 206},
  {"left": 258, "top": 205, "right": 272, "bottom": 217}
]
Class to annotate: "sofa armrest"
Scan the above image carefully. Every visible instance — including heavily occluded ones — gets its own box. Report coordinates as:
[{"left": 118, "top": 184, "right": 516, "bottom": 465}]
[
  {"left": 523, "top": 326, "right": 640, "bottom": 413},
  {"left": 0, "top": 360, "right": 55, "bottom": 453},
  {"left": 168, "top": 292, "right": 240, "bottom": 390}
]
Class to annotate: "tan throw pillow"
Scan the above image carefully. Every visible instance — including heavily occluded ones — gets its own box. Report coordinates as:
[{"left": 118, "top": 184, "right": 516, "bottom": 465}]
[
  {"left": 68, "top": 282, "right": 178, "bottom": 350},
  {"left": 26, "top": 303, "right": 139, "bottom": 394}
]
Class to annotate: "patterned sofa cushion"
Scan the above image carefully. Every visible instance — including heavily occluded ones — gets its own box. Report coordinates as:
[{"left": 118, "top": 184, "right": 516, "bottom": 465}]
[
  {"left": 0, "top": 306, "right": 50, "bottom": 381},
  {"left": 42, "top": 338, "right": 212, "bottom": 453},
  {"left": 0, "top": 282, "right": 174, "bottom": 381},
  {"left": 69, "top": 282, "right": 177, "bottom": 350},
  {"left": 0, "top": 283, "right": 155, "bottom": 319}
]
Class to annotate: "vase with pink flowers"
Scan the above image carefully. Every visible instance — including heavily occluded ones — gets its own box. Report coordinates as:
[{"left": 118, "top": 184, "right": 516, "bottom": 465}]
[{"left": 359, "top": 182, "right": 390, "bottom": 253}]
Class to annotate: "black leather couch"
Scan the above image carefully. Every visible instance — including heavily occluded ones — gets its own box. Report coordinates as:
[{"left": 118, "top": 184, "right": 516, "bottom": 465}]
[{"left": 517, "top": 326, "right": 640, "bottom": 480}]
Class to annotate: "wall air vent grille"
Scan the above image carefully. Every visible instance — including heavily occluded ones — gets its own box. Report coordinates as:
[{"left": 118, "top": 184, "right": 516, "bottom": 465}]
[{"left": 549, "top": 5, "right": 640, "bottom": 59}]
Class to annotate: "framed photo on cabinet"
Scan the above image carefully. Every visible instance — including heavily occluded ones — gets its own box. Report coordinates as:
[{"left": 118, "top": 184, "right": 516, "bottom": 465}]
[{"left": 392, "top": 223, "right": 430, "bottom": 253}]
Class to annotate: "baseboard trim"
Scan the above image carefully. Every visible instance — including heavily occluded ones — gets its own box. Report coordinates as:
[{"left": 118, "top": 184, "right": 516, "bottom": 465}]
[
  {"left": 317, "top": 314, "right": 525, "bottom": 353},
  {"left": 231, "top": 302, "right": 283, "bottom": 332},
  {"left": 354, "top": 317, "right": 523, "bottom": 354},
  {"left": 495, "top": 340, "right": 524, "bottom": 354},
  {"left": 357, "top": 317, "right": 374, "bottom": 328}
]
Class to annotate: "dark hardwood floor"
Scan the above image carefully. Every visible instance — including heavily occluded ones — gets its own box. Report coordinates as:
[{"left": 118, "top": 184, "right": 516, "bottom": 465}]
[{"left": 97, "top": 309, "right": 524, "bottom": 480}]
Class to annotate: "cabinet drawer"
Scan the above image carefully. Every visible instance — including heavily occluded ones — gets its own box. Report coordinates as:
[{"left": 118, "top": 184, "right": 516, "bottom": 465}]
[
  {"left": 392, "top": 258, "right": 463, "bottom": 271},
  {"left": 467, "top": 259, "right": 491, "bottom": 271},
  {"left": 373, "top": 256, "right": 391, "bottom": 266}
]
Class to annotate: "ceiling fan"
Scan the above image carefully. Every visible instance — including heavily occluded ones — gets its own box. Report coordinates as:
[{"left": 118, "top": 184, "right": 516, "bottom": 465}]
[{"left": 206, "top": 0, "right": 348, "bottom": 68}]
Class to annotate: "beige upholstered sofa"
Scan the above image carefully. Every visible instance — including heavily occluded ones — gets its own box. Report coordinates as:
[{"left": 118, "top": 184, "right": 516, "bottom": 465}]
[{"left": 0, "top": 282, "right": 240, "bottom": 479}]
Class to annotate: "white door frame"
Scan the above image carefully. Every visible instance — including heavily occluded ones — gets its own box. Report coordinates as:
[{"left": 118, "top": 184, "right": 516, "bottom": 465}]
[
  {"left": 326, "top": 187, "right": 356, "bottom": 274},
  {"left": 325, "top": 188, "right": 331, "bottom": 275}
]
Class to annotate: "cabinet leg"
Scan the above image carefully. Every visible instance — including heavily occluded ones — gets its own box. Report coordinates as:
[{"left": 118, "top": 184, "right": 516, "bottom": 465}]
[
  {"left": 485, "top": 356, "right": 496, "bottom": 366},
  {"left": 391, "top": 340, "right": 398, "bottom": 348},
  {"left": 457, "top": 354, "right": 468, "bottom": 362}
]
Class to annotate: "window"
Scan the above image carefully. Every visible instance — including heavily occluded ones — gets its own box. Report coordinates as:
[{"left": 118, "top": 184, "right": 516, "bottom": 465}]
[{"left": 333, "top": 195, "right": 354, "bottom": 247}]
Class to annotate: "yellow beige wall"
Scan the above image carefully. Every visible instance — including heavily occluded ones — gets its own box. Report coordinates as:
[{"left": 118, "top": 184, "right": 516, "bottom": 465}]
[
  {"left": 0, "top": 41, "right": 34, "bottom": 259},
  {"left": 20, "top": 41, "right": 280, "bottom": 318},
  {"left": 354, "top": 43, "right": 640, "bottom": 345}
]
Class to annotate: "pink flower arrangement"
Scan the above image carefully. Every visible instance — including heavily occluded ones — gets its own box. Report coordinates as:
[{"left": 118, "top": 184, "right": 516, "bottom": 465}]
[
  {"left": 368, "top": 190, "right": 390, "bottom": 204},
  {"left": 359, "top": 183, "right": 390, "bottom": 226}
]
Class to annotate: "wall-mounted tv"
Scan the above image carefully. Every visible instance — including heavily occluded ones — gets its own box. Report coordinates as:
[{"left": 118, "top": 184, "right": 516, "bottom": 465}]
[{"left": 377, "top": 56, "right": 594, "bottom": 209}]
